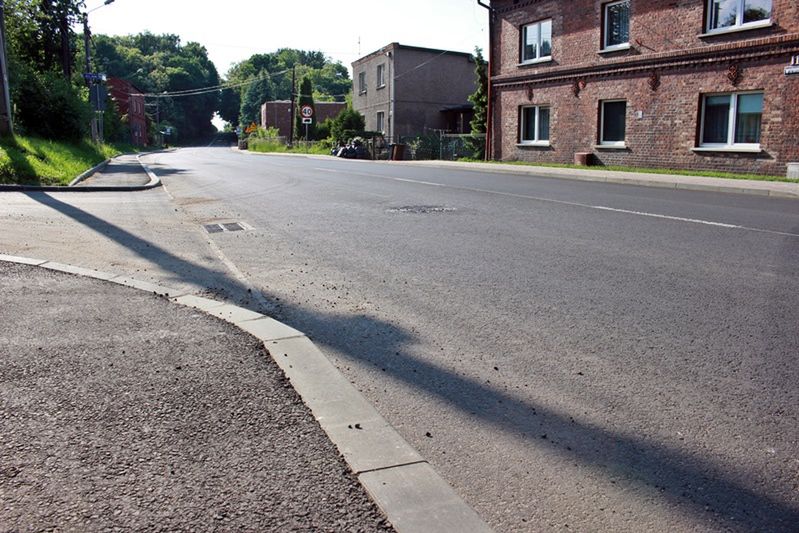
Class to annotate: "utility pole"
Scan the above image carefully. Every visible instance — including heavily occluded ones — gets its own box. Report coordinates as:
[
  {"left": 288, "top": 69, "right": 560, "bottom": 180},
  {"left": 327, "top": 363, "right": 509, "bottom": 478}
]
[
  {"left": 289, "top": 66, "right": 296, "bottom": 146},
  {"left": 0, "top": 1, "right": 13, "bottom": 136},
  {"left": 83, "top": 13, "right": 98, "bottom": 143}
]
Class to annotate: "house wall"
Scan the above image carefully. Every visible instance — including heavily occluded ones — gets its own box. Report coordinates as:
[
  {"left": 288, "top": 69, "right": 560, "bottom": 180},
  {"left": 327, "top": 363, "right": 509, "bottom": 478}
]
[
  {"left": 260, "top": 101, "right": 346, "bottom": 138},
  {"left": 107, "top": 77, "right": 148, "bottom": 146},
  {"left": 489, "top": 0, "right": 799, "bottom": 174},
  {"left": 353, "top": 44, "right": 477, "bottom": 140}
]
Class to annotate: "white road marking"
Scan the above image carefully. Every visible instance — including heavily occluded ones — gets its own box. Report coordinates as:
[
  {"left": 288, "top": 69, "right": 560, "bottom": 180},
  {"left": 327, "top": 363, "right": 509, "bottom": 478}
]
[{"left": 314, "top": 168, "right": 799, "bottom": 238}]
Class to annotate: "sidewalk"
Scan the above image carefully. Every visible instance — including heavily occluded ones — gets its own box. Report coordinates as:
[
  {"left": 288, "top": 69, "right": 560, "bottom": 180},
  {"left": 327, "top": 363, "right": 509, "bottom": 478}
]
[
  {"left": 74, "top": 154, "right": 153, "bottom": 188},
  {"left": 0, "top": 261, "right": 394, "bottom": 531},
  {"left": 395, "top": 159, "right": 799, "bottom": 200}
]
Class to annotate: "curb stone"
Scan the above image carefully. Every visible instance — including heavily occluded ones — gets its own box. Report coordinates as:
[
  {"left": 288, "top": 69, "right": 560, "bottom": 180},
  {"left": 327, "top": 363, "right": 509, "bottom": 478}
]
[
  {"left": 0, "top": 152, "right": 164, "bottom": 192},
  {"left": 0, "top": 253, "right": 494, "bottom": 533}
]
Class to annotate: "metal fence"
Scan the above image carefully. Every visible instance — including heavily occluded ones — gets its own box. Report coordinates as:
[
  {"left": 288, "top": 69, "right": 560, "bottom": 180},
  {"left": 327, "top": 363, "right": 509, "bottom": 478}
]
[{"left": 398, "top": 133, "right": 486, "bottom": 161}]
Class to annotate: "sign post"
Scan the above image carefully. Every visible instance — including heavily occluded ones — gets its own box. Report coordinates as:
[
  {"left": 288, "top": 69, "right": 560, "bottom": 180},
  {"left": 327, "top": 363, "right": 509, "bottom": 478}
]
[{"left": 300, "top": 105, "right": 314, "bottom": 140}]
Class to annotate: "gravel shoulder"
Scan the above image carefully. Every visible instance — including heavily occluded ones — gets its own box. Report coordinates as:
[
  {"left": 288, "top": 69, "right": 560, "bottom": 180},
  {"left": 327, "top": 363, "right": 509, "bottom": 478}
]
[{"left": 0, "top": 262, "right": 393, "bottom": 532}]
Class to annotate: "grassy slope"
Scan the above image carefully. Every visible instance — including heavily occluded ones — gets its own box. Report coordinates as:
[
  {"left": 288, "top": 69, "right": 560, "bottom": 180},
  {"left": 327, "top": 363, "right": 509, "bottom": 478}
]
[
  {"left": 248, "top": 138, "right": 331, "bottom": 156},
  {"left": 0, "top": 136, "right": 137, "bottom": 186}
]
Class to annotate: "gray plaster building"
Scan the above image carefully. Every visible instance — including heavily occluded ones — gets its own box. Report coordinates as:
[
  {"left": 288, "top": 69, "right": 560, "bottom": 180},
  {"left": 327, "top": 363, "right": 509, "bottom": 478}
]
[{"left": 352, "top": 43, "right": 477, "bottom": 142}]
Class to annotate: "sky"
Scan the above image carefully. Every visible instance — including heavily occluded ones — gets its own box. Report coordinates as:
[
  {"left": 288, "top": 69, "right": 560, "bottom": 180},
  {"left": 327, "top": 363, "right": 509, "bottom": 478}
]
[{"left": 86, "top": 0, "right": 490, "bottom": 78}]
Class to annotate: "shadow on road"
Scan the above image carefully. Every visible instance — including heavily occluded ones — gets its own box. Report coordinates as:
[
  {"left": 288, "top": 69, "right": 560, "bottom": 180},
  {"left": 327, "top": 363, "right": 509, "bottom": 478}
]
[{"left": 27, "top": 191, "right": 799, "bottom": 532}]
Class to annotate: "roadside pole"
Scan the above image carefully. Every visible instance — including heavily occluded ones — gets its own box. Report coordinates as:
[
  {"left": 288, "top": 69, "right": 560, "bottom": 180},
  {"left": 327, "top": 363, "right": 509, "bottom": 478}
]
[
  {"left": 289, "top": 66, "right": 296, "bottom": 146},
  {"left": 83, "top": 14, "right": 98, "bottom": 143},
  {"left": 0, "top": 1, "right": 13, "bottom": 136}
]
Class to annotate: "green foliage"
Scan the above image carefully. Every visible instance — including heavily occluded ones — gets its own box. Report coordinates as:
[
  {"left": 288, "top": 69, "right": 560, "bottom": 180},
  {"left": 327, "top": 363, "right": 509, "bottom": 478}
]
[
  {"left": 102, "top": 95, "right": 129, "bottom": 144},
  {"left": 93, "top": 33, "right": 220, "bottom": 140},
  {"left": 295, "top": 76, "right": 316, "bottom": 140},
  {"left": 0, "top": 134, "right": 131, "bottom": 185},
  {"left": 4, "top": 0, "right": 85, "bottom": 78},
  {"left": 224, "top": 48, "right": 351, "bottom": 127},
  {"left": 248, "top": 137, "right": 329, "bottom": 156},
  {"left": 10, "top": 63, "right": 89, "bottom": 140},
  {"left": 239, "top": 71, "right": 272, "bottom": 126},
  {"left": 329, "top": 108, "right": 365, "bottom": 143},
  {"left": 468, "top": 47, "right": 488, "bottom": 135}
]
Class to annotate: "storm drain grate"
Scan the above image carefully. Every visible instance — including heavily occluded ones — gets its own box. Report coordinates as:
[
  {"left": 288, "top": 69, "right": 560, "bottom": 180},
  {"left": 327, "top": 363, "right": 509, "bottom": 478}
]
[
  {"left": 203, "top": 222, "right": 249, "bottom": 234},
  {"left": 387, "top": 206, "right": 457, "bottom": 214}
]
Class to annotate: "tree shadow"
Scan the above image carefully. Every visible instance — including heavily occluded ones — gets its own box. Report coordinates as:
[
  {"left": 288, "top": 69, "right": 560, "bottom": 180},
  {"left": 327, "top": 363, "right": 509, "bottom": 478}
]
[{"left": 26, "top": 191, "right": 799, "bottom": 531}]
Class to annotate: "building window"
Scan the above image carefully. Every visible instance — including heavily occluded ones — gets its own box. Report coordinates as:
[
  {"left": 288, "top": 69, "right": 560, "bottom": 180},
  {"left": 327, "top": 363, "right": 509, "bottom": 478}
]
[
  {"left": 520, "top": 105, "right": 550, "bottom": 144},
  {"left": 376, "top": 111, "right": 385, "bottom": 133},
  {"left": 600, "top": 100, "right": 627, "bottom": 146},
  {"left": 358, "top": 72, "right": 366, "bottom": 94},
  {"left": 603, "top": 0, "right": 630, "bottom": 50},
  {"left": 700, "top": 92, "right": 763, "bottom": 147},
  {"left": 707, "top": 0, "right": 771, "bottom": 32},
  {"left": 521, "top": 19, "right": 552, "bottom": 63},
  {"left": 377, "top": 64, "right": 386, "bottom": 88}
]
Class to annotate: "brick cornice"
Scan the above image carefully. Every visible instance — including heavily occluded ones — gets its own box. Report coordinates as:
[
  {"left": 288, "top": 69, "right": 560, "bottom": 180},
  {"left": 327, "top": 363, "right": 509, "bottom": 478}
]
[{"left": 492, "top": 33, "right": 799, "bottom": 88}]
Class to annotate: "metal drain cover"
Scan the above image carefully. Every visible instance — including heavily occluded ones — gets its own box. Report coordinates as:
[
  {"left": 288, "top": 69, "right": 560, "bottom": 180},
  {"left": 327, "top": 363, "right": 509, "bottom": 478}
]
[
  {"left": 203, "top": 222, "right": 249, "bottom": 233},
  {"left": 387, "top": 206, "right": 457, "bottom": 214}
]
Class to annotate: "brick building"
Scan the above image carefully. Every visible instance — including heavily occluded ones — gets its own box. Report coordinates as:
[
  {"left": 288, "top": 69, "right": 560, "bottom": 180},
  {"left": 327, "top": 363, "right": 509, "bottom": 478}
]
[
  {"left": 260, "top": 101, "right": 346, "bottom": 138},
  {"left": 352, "top": 43, "right": 477, "bottom": 141},
  {"left": 484, "top": 0, "right": 799, "bottom": 175},
  {"left": 107, "top": 77, "right": 148, "bottom": 146}
]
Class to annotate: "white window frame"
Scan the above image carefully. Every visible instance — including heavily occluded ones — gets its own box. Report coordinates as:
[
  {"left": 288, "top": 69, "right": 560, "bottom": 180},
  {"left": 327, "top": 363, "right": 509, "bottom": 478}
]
[
  {"left": 602, "top": 0, "right": 631, "bottom": 52},
  {"left": 599, "top": 99, "right": 627, "bottom": 147},
  {"left": 520, "top": 19, "right": 553, "bottom": 65},
  {"left": 697, "top": 91, "right": 763, "bottom": 151},
  {"left": 377, "top": 64, "right": 386, "bottom": 88},
  {"left": 518, "top": 105, "right": 551, "bottom": 146},
  {"left": 705, "top": 0, "right": 772, "bottom": 35},
  {"left": 376, "top": 111, "right": 385, "bottom": 133},
  {"left": 358, "top": 72, "right": 367, "bottom": 94}
]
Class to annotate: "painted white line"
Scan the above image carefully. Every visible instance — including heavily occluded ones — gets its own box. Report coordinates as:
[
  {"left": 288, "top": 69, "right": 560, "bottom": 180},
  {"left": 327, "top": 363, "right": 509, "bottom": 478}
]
[{"left": 315, "top": 168, "right": 799, "bottom": 238}]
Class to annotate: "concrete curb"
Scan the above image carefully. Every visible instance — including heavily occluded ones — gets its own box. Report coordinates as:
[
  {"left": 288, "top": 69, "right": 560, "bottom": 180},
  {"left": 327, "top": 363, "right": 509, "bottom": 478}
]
[
  {"left": 69, "top": 158, "right": 111, "bottom": 186},
  {"left": 0, "top": 254, "right": 493, "bottom": 533},
  {"left": 0, "top": 152, "right": 163, "bottom": 193}
]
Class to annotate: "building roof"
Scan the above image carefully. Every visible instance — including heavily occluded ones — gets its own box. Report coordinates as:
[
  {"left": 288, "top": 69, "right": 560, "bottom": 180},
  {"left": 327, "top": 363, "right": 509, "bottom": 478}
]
[{"left": 352, "top": 43, "right": 474, "bottom": 67}]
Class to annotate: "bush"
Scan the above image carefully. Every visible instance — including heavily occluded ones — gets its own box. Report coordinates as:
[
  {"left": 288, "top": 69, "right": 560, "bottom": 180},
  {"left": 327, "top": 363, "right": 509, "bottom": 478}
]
[{"left": 11, "top": 65, "right": 90, "bottom": 141}]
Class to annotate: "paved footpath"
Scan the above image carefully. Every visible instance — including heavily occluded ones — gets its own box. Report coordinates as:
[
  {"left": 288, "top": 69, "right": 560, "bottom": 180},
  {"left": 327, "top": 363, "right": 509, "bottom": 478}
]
[{"left": 0, "top": 261, "right": 393, "bottom": 532}]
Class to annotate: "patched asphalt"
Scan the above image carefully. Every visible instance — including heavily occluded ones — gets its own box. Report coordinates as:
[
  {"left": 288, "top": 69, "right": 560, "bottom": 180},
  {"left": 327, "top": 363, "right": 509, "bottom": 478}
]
[{"left": 0, "top": 262, "right": 394, "bottom": 532}]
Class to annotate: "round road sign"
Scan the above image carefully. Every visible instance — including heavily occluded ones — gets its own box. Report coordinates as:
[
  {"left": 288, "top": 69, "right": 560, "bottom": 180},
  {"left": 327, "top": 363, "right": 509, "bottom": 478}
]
[{"left": 301, "top": 105, "right": 313, "bottom": 119}]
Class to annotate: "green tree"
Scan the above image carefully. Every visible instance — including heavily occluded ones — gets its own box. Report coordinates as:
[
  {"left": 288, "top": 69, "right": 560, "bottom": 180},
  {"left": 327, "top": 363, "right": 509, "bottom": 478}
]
[
  {"left": 92, "top": 33, "right": 221, "bottom": 140},
  {"left": 468, "top": 47, "right": 488, "bottom": 135},
  {"left": 239, "top": 71, "right": 272, "bottom": 126},
  {"left": 295, "top": 76, "right": 315, "bottom": 140}
]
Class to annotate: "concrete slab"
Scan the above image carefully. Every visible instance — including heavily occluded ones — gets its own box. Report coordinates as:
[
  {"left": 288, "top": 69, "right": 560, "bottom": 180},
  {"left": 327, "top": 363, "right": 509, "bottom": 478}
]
[
  {"left": 41, "top": 262, "right": 118, "bottom": 281},
  {"left": 266, "top": 336, "right": 424, "bottom": 473},
  {"left": 236, "top": 315, "right": 304, "bottom": 341},
  {"left": 203, "top": 303, "right": 264, "bottom": 324},
  {"left": 359, "top": 462, "right": 494, "bottom": 533},
  {"left": 0, "top": 254, "right": 47, "bottom": 266},
  {"left": 171, "top": 294, "right": 227, "bottom": 312}
]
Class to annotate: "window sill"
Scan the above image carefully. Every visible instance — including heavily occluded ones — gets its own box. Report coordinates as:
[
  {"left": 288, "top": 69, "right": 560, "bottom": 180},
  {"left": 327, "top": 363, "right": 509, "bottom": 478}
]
[
  {"left": 692, "top": 146, "right": 762, "bottom": 153},
  {"left": 699, "top": 21, "right": 773, "bottom": 38},
  {"left": 518, "top": 57, "right": 553, "bottom": 67},
  {"left": 517, "top": 142, "right": 551, "bottom": 147},
  {"left": 594, "top": 143, "right": 627, "bottom": 150},
  {"left": 376, "top": 84, "right": 386, "bottom": 90},
  {"left": 358, "top": 91, "right": 367, "bottom": 96},
  {"left": 598, "top": 43, "right": 631, "bottom": 54}
]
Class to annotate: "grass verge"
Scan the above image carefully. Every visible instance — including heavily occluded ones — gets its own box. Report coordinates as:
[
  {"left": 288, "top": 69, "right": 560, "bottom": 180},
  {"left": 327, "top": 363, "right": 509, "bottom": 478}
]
[
  {"left": 457, "top": 158, "right": 797, "bottom": 183},
  {"left": 248, "top": 138, "right": 331, "bottom": 156},
  {"left": 0, "top": 135, "right": 141, "bottom": 186}
]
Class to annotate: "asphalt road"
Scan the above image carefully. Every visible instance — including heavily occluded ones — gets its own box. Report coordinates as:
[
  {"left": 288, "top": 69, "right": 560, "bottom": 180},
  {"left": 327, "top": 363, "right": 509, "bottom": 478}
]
[
  {"left": 0, "top": 262, "right": 392, "bottom": 532},
  {"left": 2, "top": 147, "right": 798, "bottom": 531}
]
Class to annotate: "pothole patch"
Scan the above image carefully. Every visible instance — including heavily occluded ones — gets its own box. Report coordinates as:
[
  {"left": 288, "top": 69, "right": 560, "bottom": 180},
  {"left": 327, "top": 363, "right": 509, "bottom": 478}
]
[{"left": 386, "top": 206, "right": 457, "bottom": 214}]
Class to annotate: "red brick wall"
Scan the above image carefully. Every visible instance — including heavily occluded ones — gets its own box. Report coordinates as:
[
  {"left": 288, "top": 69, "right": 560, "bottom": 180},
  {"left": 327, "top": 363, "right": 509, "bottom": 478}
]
[
  {"left": 489, "top": 0, "right": 799, "bottom": 174},
  {"left": 261, "top": 101, "right": 346, "bottom": 138}
]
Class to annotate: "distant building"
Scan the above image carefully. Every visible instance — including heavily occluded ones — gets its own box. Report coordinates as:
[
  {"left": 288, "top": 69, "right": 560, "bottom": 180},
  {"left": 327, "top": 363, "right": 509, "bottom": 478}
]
[
  {"left": 260, "top": 101, "right": 347, "bottom": 138},
  {"left": 352, "top": 43, "right": 477, "bottom": 141},
  {"left": 484, "top": 0, "right": 799, "bottom": 175},
  {"left": 107, "top": 77, "right": 148, "bottom": 146}
]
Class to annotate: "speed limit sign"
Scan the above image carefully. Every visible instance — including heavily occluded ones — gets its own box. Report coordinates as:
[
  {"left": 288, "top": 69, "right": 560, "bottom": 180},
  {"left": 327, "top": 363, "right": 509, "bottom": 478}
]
[{"left": 301, "top": 105, "right": 313, "bottom": 119}]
